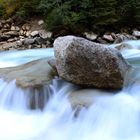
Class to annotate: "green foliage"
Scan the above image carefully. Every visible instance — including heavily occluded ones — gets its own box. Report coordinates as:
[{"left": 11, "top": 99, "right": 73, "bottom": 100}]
[
  {"left": 16, "top": 0, "right": 40, "bottom": 19},
  {"left": 0, "top": 0, "right": 20, "bottom": 18},
  {"left": 0, "top": 0, "right": 140, "bottom": 33}
]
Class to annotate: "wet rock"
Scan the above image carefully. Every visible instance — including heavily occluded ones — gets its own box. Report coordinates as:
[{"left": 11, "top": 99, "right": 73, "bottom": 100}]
[
  {"left": 0, "top": 58, "right": 57, "bottom": 88},
  {"left": 114, "top": 34, "right": 136, "bottom": 44},
  {"left": 69, "top": 89, "right": 114, "bottom": 109},
  {"left": 48, "top": 59, "right": 57, "bottom": 73},
  {"left": 54, "top": 36, "right": 130, "bottom": 89}
]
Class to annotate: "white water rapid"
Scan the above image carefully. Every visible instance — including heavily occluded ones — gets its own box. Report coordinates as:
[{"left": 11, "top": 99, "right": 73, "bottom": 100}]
[{"left": 0, "top": 41, "right": 140, "bottom": 140}]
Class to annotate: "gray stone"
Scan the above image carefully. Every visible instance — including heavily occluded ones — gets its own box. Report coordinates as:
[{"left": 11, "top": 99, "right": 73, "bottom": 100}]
[
  {"left": 83, "top": 32, "right": 98, "bottom": 40},
  {"left": 38, "top": 20, "right": 44, "bottom": 25},
  {"left": 11, "top": 26, "right": 20, "bottom": 31},
  {"left": 4, "top": 31, "right": 19, "bottom": 37},
  {"left": 97, "top": 37, "right": 108, "bottom": 44},
  {"left": 103, "top": 34, "right": 114, "bottom": 42},
  {"left": 39, "top": 30, "right": 52, "bottom": 39},
  {"left": 1, "top": 42, "right": 17, "bottom": 50},
  {"left": 54, "top": 36, "right": 130, "bottom": 89},
  {"left": 23, "top": 38, "right": 35, "bottom": 45},
  {"left": 0, "top": 22, "right": 2, "bottom": 29},
  {"left": 16, "top": 40, "right": 23, "bottom": 46},
  {"left": 69, "top": 89, "right": 113, "bottom": 109},
  {"left": 30, "top": 31, "right": 39, "bottom": 37},
  {"left": 22, "top": 24, "right": 30, "bottom": 31},
  {"left": 0, "top": 34, "right": 11, "bottom": 41},
  {"left": 132, "top": 30, "right": 140, "bottom": 37},
  {"left": 114, "top": 34, "right": 136, "bottom": 44},
  {"left": 0, "top": 58, "right": 57, "bottom": 88},
  {"left": 35, "top": 37, "right": 46, "bottom": 45}
]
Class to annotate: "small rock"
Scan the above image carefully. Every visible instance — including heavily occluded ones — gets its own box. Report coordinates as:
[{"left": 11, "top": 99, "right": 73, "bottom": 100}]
[
  {"left": 16, "top": 40, "right": 23, "bottom": 46},
  {"left": 35, "top": 37, "right": 46, "bottom": 45},
  {"left": 1, "top": 42, "right": 17, "bottom": 50},
  {"left": 114, "top": 34, "right": 136, "bottom": 44},
  {"left": 39, "top": 30, "right": 52, "bottom": 39},
  {"left": 4, "top": 24, "right": 10, "bottom": 29},
  {"left": 111, "top": 32, "right": 117, "bottom": 39},
  {"left": 41, "top": 44, "right": 46, "bottom": 48},
  {"left": 24, "top": 31, "right": 27, "bottom": 36},
  {"left": 23, "top": 38, "right": 35, "bottom": 45},
  {"left": 0, "top": 22, "right": 2, "bottom": 29},
  {"left": 4, "top": 31, "right": 19, "bottom": 37},
  {"left": 1, "top": 20, "right": 6, "bottom": 24},
  {"left": 6, "top": 18, "right": 13, "bottom": 24},
  {"left": 22, "top": 24, "right": 30, "bottom": 31},
  {"left": 0, "top": 34, "right": 11, "bottom": 41},
  {"left": 132, "top": 30, "right": 140, "bottom": 37},
  {"left": 9, "top": 48, "right": 17, "bottom": 51},
  {"left": 37, "top": 45, "right": 41, "bottom": 48},
  {"left": 28, "top": 45, "right": 32, "bottom": 49},
  {"left": 38, "top": 20, "right": 44, "bottom": 25},
  {"left": 26, "top": 31, "right": 31, "bottom": 37},
  {"left": 31, "top": 31, "right": 39, "bottom": 37},
  {"left": 103, "top": 34, "right": 114, "bottom": 42},
  {"left": 84, "top": 32, "right": 98, "bottom": 40},
  {"left": 11, "top": 26, "right": 20, "bottom": 31},
  {"left": 97, "top": 37, "right": 108, "bottom": 44},
  {"left": 20, "top": 30, "right": 24, "bottom": 36},
  {"left": 19, "top": 36, "right": 25, "bottom": 39},
  {"left": 7, "top": 38, "right": 16, "bottom": 42}
]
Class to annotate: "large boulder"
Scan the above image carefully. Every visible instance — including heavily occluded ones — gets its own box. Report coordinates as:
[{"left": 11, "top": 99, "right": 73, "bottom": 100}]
[{"left": 54, "top": 36, "right": 130, "bottom": 89}]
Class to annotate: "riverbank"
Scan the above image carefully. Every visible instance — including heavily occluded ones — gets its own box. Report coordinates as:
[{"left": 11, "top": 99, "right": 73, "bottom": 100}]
[{"left": 1, "top": 18, "right": 140, "bottom": 51}]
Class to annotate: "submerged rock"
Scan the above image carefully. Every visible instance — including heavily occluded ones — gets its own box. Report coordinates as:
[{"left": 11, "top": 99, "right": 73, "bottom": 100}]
[
  {"left": 0, "top": 58, "right": 57, "bottom": 88},
  {"left": 54, "top": 36, "right": 130, "bottom": 89}
]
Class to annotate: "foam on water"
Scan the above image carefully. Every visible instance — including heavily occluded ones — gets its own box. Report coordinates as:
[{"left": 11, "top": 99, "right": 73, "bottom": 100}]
[{"left": 0, "top": 45, "right": 140, "bottom": 140}]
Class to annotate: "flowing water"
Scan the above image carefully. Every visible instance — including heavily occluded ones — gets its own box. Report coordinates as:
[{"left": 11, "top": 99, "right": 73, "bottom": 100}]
[{"left": 0, "top": 41, "right": 140, "bottom": 140}]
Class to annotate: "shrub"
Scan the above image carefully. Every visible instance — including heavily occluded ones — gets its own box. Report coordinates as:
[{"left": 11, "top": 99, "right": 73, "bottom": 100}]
[{"left": 0, "top": 0, "right": 20, "bottom": 18}]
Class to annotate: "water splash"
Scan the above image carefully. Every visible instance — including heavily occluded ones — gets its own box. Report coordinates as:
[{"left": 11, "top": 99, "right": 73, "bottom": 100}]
[
  {"left": 0, "top": 77, "right": 139, "bottom": 140},
  {"left": 0, "top": 43, "right": 140, "bottom": 140}
]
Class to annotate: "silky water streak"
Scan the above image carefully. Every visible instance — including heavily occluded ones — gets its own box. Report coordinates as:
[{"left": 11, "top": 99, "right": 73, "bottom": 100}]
[{"left": 0, "top": 45, "right": 139, "bottom": 140}]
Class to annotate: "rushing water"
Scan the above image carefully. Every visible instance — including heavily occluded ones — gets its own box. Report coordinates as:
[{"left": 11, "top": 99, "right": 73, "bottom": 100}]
[{"left": 0, "top": 41, "right": 140, "bottom": 140}]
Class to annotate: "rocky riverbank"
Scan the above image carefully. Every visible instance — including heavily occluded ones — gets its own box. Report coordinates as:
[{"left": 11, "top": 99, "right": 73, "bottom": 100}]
[
  {"left": 1, "top": 18, "right": 140, "bottom": 51},
  {"left": 0, "top": 18, "right": 53, "bottom": 51}
]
